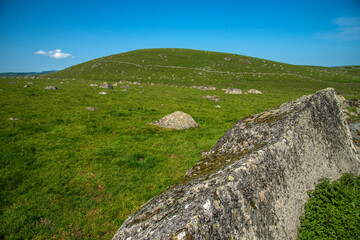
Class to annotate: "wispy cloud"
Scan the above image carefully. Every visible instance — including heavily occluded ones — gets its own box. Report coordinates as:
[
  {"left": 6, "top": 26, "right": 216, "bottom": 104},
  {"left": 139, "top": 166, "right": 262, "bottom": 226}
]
[
  {"left": 35, "top": 49, "right": 74, "bottom": 59},
  {"left": 317, "top": 17, "right": 360, "bottom": 40}
]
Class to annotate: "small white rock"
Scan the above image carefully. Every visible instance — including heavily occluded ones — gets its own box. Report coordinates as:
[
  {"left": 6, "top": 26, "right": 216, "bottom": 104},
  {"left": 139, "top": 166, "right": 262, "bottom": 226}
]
[
  {"left": 99, "top": 91, "right": 108, "bottom": 95},
  {"left": 9, "top": 118, "right": 19, "bottom": 121}
]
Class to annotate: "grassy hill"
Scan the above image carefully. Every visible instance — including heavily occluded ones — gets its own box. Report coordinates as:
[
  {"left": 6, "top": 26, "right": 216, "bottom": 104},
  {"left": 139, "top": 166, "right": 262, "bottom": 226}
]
[{"left": 1, "top": 49, "right": 359, "bottom": 239}]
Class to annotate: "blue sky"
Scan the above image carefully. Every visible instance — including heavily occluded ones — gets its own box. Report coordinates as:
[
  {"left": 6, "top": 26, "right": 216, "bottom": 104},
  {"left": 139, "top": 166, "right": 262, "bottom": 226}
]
[{"left": 0, "top": 0, "right": 359, "bottom": 72}]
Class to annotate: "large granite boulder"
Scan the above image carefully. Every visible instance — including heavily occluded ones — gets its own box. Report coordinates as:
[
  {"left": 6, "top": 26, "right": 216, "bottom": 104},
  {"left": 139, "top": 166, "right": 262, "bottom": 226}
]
[
  {"left": 113, "top": 88, "right": 360, "bottom": 240},
  {"left": 150, "top": 111, "right": 198, "bottom": 130}
]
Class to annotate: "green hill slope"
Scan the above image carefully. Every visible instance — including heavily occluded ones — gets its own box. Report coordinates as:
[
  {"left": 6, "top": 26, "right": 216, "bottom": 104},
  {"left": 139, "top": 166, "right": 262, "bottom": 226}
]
[{"left": 44, "top": 48, "right": 360, "bottom": 87}]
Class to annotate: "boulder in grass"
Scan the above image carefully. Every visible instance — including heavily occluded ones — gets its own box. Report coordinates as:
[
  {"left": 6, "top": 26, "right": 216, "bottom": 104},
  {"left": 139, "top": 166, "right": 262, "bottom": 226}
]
[
  {"left": 203, "top": 95, "right": 220, "bottom": 102},
  {"left": 247, "top": 89, "right": 262, "bottom": 94},
  {"left": 98, "top": 91, "right": 108, "bottom": 95},
  {"left": 113, "top": 82, "right": 120, "bottom": 87},
  {"left": 150, "top": 111, "right": 198, "bottom": 130},
  {"left": 89, "top": 84, "right": 98, "bottom": 87},
  {"left": 44, "top": 86, "right": 57, "bottom": 90},
  {"left": 99, "top": 82, "right": 113, "bottom": 89},
  {"left": 225, "top": 88, "right": 242, "bottom": 94},
  {"left": 87, "top": 107, "right": 98, "bottom": 111}
]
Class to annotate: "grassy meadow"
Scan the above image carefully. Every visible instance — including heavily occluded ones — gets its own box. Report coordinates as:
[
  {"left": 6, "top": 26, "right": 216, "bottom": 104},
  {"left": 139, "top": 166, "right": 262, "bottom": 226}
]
[{"left": 1, "top": 49, "right": 359, "bottom": 239}]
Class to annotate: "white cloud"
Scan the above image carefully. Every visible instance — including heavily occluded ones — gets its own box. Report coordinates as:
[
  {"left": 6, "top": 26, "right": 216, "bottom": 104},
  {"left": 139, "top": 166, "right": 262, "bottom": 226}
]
[
  {"left": 35, "top": 49, "right": 74, "bottom": 59},
  {"left": 317, "top": 17, "right": 360, "bottom": 40},
  {"left": 35, "top": 50, "right": 47, "bottom": 55}
]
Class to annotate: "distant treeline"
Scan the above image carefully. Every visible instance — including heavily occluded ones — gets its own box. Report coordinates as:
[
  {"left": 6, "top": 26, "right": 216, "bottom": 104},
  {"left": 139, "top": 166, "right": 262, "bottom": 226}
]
[{"left": 0, "top": 70, "right": 56, "bottom": 77}]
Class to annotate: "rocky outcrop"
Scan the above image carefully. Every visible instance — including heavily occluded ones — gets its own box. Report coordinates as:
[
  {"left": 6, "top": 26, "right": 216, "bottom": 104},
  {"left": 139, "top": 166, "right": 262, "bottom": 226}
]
[
  {"left": 113, "top": 88, "right": 360, "bottom": 240},
  {"left": 247, "top": 89, "right": 262, "bottom": 94},
  {"left": 203, "top": 95, "right": 220, "bottom": 102},
  {"left": 225, "top": 88, "right": 243, "bottom": 94},
  {"left": 191, "top": 86, "right": 217, "bottom": 91},
  {"left": 150, "top": 111, "right": 198, "bottom": 130},
  {"left": 99, "top": 82, "right": 113, "bottom": 89},
  {"left": 44, "top": 86, "right": 57, "bottom": 90}
]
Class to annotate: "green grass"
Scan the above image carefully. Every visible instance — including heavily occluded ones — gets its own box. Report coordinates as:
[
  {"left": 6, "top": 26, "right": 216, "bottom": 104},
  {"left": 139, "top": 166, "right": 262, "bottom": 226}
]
[
  {"left": 1, "top": 48, "right": 359, "bottom": 239},
  {"left": 298, "top": 174, "right": 360, "bottom": 239}
]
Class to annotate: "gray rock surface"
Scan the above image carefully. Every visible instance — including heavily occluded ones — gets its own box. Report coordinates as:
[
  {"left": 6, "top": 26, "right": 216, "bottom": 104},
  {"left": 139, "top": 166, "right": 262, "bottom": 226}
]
[
  {"left": 86, "top": 107, "right": 98, "bottom": 111},
  {"left": 113, "top": 88, "right": 360, "bottom": 240},
  {"left": 99, "top": 82, "right": 113, "bottom": 89},
  {"left": 225, "top": 88, "right": 243, "bottom": 94},
  {"left": 44, "top": 86, "right": 57, "bottom": 90},
  {"left": 203, "top": 95, "right": 220, "bottom": 102},
  {"left": 192, "top": 86, "right": 217, "bottom": 91},
  {"left": 247, "top": 89, "right": 262, "bottom": 94},
  {"left": 150, "top": 111, "right": 199, "bottom": 130}
]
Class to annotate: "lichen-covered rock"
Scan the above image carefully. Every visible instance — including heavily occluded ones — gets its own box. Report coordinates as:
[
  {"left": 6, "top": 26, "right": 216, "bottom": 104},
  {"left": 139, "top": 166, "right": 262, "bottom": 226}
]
[
  {"left": 150, "top": 111, "right": 198, "bottom": 130},
  {"left": 113, "top": 88, "right": 360, "bottom": 240},
  {"left": 225, "top": 88, "right": 243, "bottom": 94}
]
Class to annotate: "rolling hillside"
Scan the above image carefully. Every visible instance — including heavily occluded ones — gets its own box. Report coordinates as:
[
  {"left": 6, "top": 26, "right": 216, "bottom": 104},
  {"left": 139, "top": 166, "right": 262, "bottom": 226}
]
[{"left": 44, "top": 48, "right": 360, "bottom": 88}]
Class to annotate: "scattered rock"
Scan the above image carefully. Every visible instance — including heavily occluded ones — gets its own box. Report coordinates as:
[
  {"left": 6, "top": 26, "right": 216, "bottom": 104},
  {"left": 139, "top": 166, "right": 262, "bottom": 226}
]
[
  {"left": 247, "top": 89, "right": 262, "bottom": 94},
  {"left": 87, "top": 107, "right": 98, "bottom": 111},
  {"left": 225, "top": 88, "right": 243, "bottom": 94},
  {"left": 191, "top": 86, "right": 217, "bottom": 91},
  {"left": 9, "top": 118, "right": 19, "bottom": 121},
  {"left": 121, "top": 85, "right": 131, "bottom": 89},
  {"left": 159, "top": 54, "right": 167, "bottom": 58},
  {"left": 24, "top": 85, "right": 30, "bottom": 88},
  {"left": 98, "top": 91, "right": 108, "bottom": 95},
  {"left": 113, "top": 88, "right": 360, "bottom": 240},
  {"left": 99, "top": 82, "right": 113, "bottom": 89},
  {"left": 113, "top": 82, "right": 120, "bottom": 87},
  {"left": 60, "top": 82, "right": 64, "bottom": 84},
  {"left": 356, "top": 108, "right": 360, "bottom": 114},
  {"left": 44, "top": 86, "right": 57, "bottom": 90},
  {"left": 215, "top": 105, "right": 221, "bottom": 108},
  {"left": 91, "top": 61, "right": 104, "bottom": 68},
  {"left": 150, "top": 111, "right": 199, "bottom": 130},
  {"left": 224, "top": 57, "right": 234, "bottom": 61},
  {"left": 27, "top": 82, "right": 35, "bottom": 85},
  {"left": 89, "top": 84, "right": 98, "bottom": 87},
  {"left": 122, "top": 89, "right": 127, "bottom": 92},
  {"left": 203, "top": 95, "right": 220, "bottom": 102},
  {"left": 128, "top": 81, "right": 141, "bottom": 85}
]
